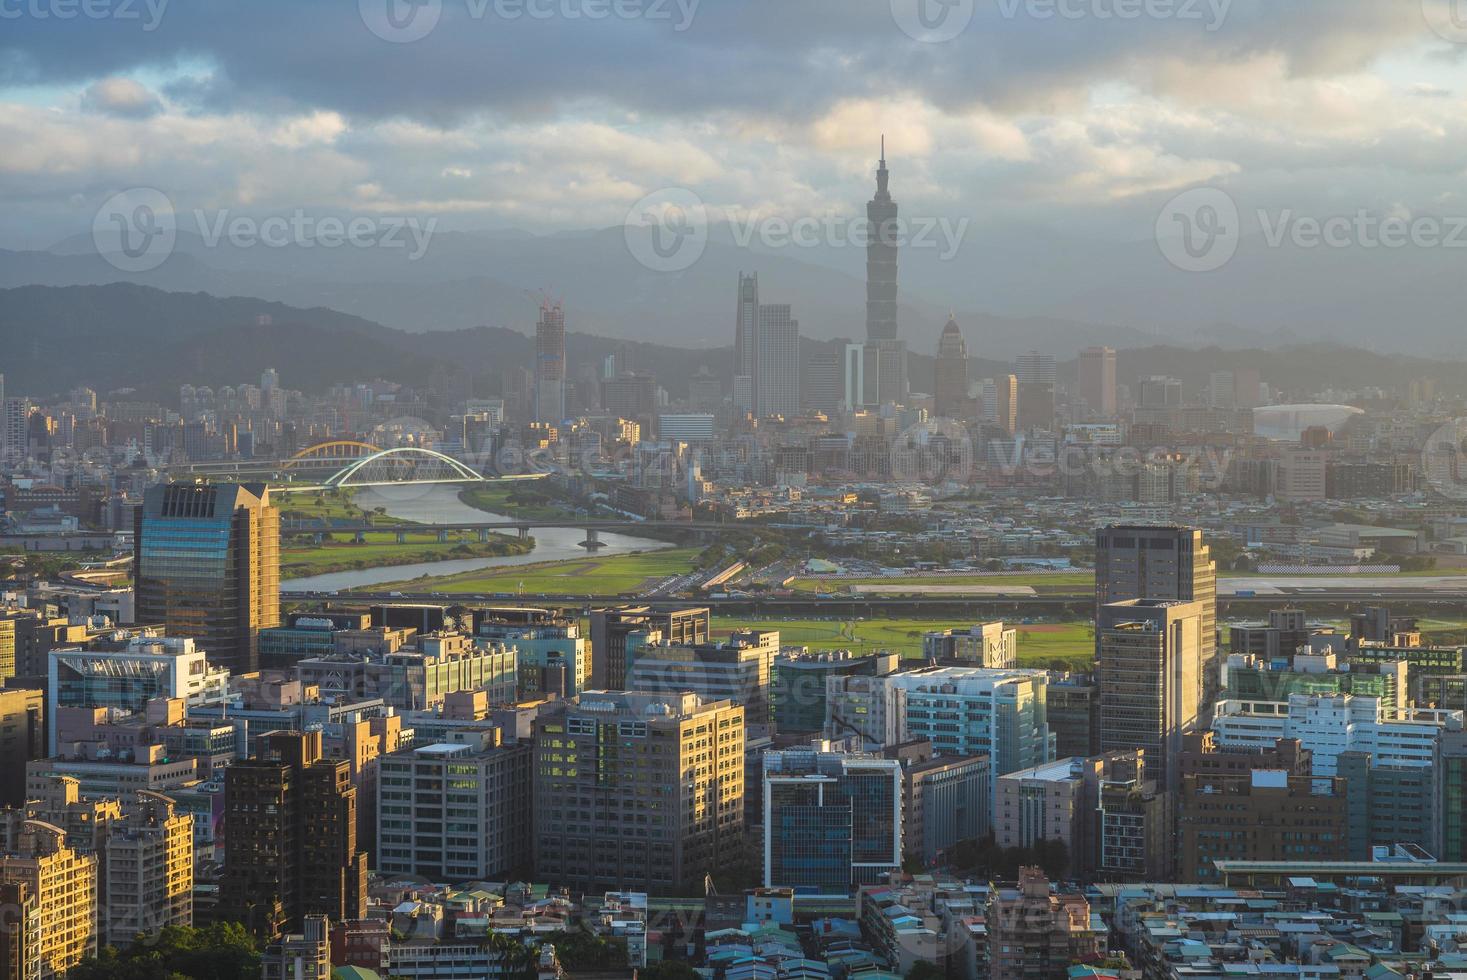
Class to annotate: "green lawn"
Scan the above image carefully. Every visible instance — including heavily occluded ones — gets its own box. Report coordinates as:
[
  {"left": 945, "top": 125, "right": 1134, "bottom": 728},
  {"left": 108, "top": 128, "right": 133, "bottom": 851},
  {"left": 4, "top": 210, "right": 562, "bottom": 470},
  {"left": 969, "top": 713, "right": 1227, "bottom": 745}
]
[
  {"left": 360, "top": 547, "right": 703, "bottom": 596},
  {"left": 282, "top": 533, "right": 530, "bottom": 577},
  {"left": 792, "top": 572, "right": 1096, "bottom": 594},
  {"left": 713, "top": 616, "right": 1095, "bottom": 670},
  {"left": 275, "top": 488, "right": 386, "bottom": 524},
  {"left": 459, "top": 484, "right": 577, "bottom": 521}
]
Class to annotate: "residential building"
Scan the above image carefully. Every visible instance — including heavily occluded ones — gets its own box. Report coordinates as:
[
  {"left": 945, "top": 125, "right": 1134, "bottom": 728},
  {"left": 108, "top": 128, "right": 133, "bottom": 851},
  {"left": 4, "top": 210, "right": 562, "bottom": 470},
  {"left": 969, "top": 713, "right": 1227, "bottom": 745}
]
[
  {"left": 532, "top": 691, "right": 745, "bottom": 895},
  {"left": 261, "top": 915, "right": 331, "bottom": 980},
  {"left": 986, "top": 868, "right": 1105, "bottom": 980},
  {"left": 0, "top": 821, "right": 97, "bottom": 980},
  {"left": 219, "top": 730, "right": 368, "bottom": 939},
  {"left": 134, "top": 482, "right": 280, "bottom": 674},
  {"left": 104, "top": 791, "right": 193, "bottom": 947},
  {"left": 377, "top": 732, "right": 532, "bottom": 882},
  {"left": 762, "top": 741, "right": 902, "bottom": 895}
]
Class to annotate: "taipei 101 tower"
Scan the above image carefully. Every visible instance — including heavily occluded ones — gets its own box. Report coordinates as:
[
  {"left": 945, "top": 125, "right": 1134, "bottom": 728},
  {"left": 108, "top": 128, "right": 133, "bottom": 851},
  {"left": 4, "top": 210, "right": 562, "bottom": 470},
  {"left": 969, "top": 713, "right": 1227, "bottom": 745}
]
[{"left": 864, "top": 137, "right": 907, "bottom": 405}]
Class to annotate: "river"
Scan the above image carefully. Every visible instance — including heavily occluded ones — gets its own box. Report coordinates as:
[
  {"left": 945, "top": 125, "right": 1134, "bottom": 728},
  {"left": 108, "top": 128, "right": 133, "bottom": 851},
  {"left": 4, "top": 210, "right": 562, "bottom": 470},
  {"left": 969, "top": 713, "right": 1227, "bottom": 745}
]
[{"left": 280, "top": 484, "right": 671, "bottom": 592}]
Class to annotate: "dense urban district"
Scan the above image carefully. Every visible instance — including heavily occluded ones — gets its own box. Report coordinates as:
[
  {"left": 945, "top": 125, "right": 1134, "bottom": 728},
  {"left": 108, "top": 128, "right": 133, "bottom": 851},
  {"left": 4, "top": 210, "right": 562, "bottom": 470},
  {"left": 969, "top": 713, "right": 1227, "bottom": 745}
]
[{"left": 9, "top": 152, "right": 1467, "bottom": 980}]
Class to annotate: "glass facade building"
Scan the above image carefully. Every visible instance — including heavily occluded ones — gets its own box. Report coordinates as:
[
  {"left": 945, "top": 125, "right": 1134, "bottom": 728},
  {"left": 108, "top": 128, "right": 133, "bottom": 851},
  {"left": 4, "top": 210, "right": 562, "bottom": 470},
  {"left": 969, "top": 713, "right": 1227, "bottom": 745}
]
[{"left": 134, "top": 483, "right": 280, "bottom": 674}]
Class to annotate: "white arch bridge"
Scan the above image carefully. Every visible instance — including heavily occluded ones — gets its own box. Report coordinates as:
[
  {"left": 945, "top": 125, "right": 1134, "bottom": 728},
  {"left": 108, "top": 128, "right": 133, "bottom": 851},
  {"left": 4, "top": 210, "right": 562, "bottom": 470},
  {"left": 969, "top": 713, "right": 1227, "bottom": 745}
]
[{"left": 323, "top": 447, "right": 485, "bottom": 488}]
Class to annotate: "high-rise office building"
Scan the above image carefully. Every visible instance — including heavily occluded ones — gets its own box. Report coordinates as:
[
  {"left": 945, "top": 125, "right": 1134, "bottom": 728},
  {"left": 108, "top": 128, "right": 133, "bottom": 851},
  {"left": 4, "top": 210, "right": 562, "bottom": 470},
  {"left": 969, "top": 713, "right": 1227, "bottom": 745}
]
[
  {"left": 755, "top": 304, "right": 800, "bottom": 418},
  {"left": 934, "top": 316, "right": 969, "bottom": 420},
  {"left": 2, "top": 397, "right": 31, "bottom": 465},
  {"left": 589, "top": 605, "right": 709, "bottom": 691},
  {"left": 532, "top": 691, "right": 745, "bottom": 895},
  {"left": 377, "top": 732, "right": 531, "bottom": 882},
  {"left": 0, "top": 690, "right": 43, "bottom": 809},
  {"left": 1095, "top": 598, "right": 1207, "bottom": 798},
  {"left": 1077, "top": 346, "right": 1117, "bottom": 418},
  {"left": 0, "top": 821, "right": 97, "bottom": 980},
  {"left": 762, "top": 742, "right": 902, "bottom": 895},
  {"left": 134, "top": 482, "right": 281, "bottom": 675},
  {"left": 735, "top": 273, "right": 759, "bottom": 413},
  {"left": 981, "top": 375, "right": 1018, "bottom": 433},
  {"left": 866, "top": 139, "right": 900, "bottom": 345},
  {"left": 1095, "top": 525, "right": 1218, "bottom": 711},
  {"left": 220, "top": 731, "right": 367, "bottom": 939},
  {"left": 865, "top": 140, "right": 906, "bottom": 406},
  {"left": 534, "top": 298, "right": 567, "bottom": 423}
]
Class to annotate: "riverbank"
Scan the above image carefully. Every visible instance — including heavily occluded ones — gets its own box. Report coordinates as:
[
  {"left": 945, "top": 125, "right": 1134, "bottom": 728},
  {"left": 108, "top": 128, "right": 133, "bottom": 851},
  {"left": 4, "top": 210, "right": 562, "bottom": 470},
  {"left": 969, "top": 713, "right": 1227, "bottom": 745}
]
[{"left": 282, "top": 533, "right": 534, "bottom": 578}]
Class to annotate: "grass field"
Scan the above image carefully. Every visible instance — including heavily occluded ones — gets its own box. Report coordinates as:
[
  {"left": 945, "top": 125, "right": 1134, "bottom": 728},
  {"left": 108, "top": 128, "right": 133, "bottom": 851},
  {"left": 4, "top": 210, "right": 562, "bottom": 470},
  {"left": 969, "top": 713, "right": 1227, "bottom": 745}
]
[
  {"left": 793, "top": 572, "right": 1096, "bottom": 594},
  {"left": 362, "top": 547, "right": 703, "bottom": 596},
  {"left": 282, "top": 533, "right": 531, "bottom": 577},
  {"left": 712, "top": 616, "right": 1095, "bottom": 670},
  {"left": 459, "top": 484, "right": 576, "bottom": 521}
]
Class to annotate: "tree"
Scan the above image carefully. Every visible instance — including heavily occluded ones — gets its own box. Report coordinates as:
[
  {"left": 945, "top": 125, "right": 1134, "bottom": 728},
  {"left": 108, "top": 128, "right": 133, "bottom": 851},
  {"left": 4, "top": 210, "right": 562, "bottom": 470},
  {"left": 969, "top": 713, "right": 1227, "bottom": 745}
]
[
  {"left": 69, "top": 923, "right": 261, "bottom": 980},
  {"left": 643, "top": 961, "right": 703, "bottom": 980},
  {"left": 905, "top": 960, "right": 947, "bottom": 980}
]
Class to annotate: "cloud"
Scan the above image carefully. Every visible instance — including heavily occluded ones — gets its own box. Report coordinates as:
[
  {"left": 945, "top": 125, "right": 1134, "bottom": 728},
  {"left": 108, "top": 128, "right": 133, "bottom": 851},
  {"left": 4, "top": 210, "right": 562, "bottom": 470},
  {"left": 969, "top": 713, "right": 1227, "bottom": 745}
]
[{"left": 80, "top": 77, "right": 161, "bottom": 117}]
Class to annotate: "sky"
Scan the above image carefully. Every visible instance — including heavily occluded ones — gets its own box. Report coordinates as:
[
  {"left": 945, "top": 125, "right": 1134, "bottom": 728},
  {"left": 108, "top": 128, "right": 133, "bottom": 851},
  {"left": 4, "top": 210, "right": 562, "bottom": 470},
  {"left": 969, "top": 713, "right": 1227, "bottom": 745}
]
[{"left": 3, "top": 0, "right": 1467, "bottom": 251}]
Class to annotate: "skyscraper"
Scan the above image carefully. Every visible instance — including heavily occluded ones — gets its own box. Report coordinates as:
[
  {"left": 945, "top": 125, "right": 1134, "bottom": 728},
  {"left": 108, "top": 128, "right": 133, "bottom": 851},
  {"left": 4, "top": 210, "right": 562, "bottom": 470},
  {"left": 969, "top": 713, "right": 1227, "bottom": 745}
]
[
  {"left": 1077, "top": 346, "right": 1117, "bottom": 418},
  {"left": 1094, "top": 525, "right": 1218, "bottom": 713},
  {"left": 934, "top": 315, "right": 970, "bottom": 420},
  {"left": 220, "top": 731, "right": 368, "bottom": 939},
  {"left": 1015, "top": 350, "right": 1056, "bottom": 432},
  {"left": 734, "top": 273, "right": 759, "bottom": 413},
  {"left": 534, "top": 298, "right": 566, "bottom": 423},
  {"left": 134, "top": 482, "right": 280, "bottom": 675},
  {"left": 755, "top": 304, "right": 800, "bottom": 418},
  {"left": 1095, "top": 598, "right": 1206, "bottom": 798},
  {"left": 865, "top": 139, "right": 906, "bottom": 406},
  {"left": 589, "top": 605, "right": 710, "bottom": 690}
]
